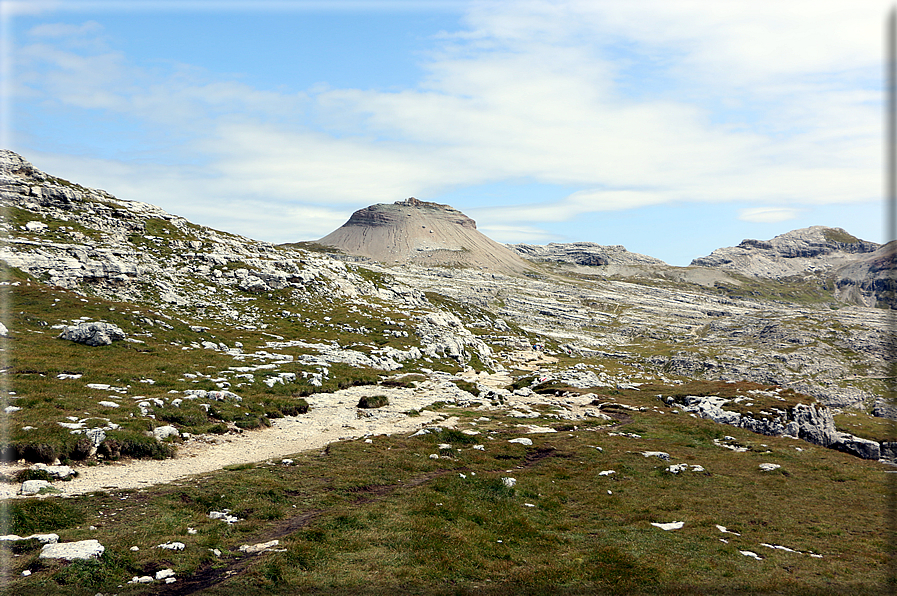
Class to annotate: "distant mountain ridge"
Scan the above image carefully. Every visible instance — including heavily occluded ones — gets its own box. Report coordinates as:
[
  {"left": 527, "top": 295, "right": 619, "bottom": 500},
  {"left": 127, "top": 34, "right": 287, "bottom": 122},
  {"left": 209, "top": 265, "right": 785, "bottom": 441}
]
[
  {"left": 690, "top": 226, "right": 879, "bottom": 277},
  {"left": 509, "top": 242, "right": 666, "bottom": 268}
]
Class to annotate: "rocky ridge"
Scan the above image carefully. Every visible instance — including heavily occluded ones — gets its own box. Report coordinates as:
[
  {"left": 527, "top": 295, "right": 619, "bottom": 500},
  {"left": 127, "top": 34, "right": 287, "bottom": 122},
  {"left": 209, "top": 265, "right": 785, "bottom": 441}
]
[{"left": 510, "top": 242, "right": 667, "bottom": 268}]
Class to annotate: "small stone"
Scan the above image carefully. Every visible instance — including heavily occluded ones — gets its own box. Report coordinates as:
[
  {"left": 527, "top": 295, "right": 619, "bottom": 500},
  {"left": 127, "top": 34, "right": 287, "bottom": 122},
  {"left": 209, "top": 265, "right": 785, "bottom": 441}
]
[
  {"left": 502, "top": 477, "right": 516, "bottom": 488},
  {"left": 239, "top": 539, "right": 279, "bottom": 554},
  {"left": 651, "top": 521, "right": 684, "bottom": 531},
  {"left": 508, "top": 438, "right": 532, "bottom": 446}
]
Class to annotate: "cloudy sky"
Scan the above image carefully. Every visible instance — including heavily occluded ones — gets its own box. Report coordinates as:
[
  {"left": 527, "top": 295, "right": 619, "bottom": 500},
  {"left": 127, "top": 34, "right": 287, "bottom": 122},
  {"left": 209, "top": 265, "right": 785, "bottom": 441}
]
[{"left": 2, "top": 0, "right": 889, "bottom": 265}]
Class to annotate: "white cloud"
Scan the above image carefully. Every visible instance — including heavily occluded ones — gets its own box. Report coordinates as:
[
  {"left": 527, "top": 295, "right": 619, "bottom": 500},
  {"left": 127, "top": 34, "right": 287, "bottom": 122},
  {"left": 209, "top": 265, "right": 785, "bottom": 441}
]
[
  {"left": 738, "top": 207, "right": 802, "bottom": 223},
  {"left": 475, "top": 224, "right": 559, "bottom": 244},
  {"left": 11, "top": 0, "right": 888, "bottom": 244},
  {"left": 27, "top": 21, "right": 103, "bottom": 37}
]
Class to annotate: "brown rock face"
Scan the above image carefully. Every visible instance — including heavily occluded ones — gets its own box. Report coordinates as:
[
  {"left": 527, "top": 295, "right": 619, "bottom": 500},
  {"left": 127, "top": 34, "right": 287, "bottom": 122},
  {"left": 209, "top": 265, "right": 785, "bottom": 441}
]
[{"left": 318, "top": 198, "right": 531, "bottom": 273}]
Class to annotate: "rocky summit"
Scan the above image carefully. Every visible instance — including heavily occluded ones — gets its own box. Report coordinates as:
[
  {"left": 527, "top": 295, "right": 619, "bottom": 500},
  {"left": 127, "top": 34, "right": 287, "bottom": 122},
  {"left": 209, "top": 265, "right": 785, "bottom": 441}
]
[{"left": 0, "top": 149, "right": 894, "bottom": 593}]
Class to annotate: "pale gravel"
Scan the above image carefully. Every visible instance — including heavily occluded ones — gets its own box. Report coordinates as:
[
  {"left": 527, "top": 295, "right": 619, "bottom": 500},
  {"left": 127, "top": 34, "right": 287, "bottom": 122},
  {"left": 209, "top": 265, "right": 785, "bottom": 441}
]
[{"left": 0, "top": 384, "right": 464, "bottom": 499}]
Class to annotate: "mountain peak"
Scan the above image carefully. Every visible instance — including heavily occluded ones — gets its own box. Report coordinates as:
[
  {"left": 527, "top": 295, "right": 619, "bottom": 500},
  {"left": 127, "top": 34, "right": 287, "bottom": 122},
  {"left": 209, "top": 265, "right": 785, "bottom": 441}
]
[{"left": 317, "top": 199, "right": 528, "bottom": 272}]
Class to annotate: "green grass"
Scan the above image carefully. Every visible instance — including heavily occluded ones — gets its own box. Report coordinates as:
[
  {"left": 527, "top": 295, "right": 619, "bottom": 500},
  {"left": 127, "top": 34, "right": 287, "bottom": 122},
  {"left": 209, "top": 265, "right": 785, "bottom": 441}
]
[
  {"left": 2, "top": 409, "right": 889, "bottom": 595},
  {"left": 822, "top": 228, "right": 861, "bottom": 244}
]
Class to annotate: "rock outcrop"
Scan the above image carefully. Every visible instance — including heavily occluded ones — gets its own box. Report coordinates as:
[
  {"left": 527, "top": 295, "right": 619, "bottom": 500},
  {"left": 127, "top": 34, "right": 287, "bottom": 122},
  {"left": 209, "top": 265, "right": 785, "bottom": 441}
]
[
  {"left": 58, "top": 321, "right": 126, "bottom": 346},
  {"left": 318, "top": 198, "right": 532, "bottom": 273},
  {"left": 673, "top": 396, "right": 883, "bottom": 460}
]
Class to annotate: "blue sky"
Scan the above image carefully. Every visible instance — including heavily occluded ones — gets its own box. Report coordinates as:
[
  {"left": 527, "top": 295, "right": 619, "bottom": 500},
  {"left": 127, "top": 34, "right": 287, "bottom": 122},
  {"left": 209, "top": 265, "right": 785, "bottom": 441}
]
[{"left": 2, "top": 0, "right": 889, "bottom": 265}]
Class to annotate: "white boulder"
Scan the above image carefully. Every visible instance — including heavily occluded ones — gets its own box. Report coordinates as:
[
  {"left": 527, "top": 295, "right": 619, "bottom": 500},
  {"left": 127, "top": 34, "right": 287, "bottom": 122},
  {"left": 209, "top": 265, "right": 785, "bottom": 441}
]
[{"left": 40, "top": 539, "right": 105, "bottom": 560}]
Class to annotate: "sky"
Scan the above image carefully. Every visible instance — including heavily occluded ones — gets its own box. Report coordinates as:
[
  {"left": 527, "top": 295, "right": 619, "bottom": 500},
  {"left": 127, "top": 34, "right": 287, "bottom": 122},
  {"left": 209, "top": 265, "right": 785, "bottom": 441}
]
[{"left": 1, "top": 0, "right": 891, "bottom": 266}]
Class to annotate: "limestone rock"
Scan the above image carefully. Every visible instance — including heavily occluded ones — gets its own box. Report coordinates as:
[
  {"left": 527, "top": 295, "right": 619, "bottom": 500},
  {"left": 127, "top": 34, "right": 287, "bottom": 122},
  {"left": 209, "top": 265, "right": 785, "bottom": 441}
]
[
  {"left": 832, "top": 241, "right": 897, "bottom": 308},
  {"left": 239, "top": 539, "right": 280, "bottom": 554},
  {"left": 20, "top": 480, "right": 53, "bottom": 495},
  {"left": 153, "top": 425, "right": 180, "bottom": 440},
  {"left": 39, "top": 539, "right": 105, "bottom": 560},
  {"left": 830, "top": 434, "right": 880, "bottom": 460},
  {"left": 58, "top": 322, "right": 126, "bottom": 346}
]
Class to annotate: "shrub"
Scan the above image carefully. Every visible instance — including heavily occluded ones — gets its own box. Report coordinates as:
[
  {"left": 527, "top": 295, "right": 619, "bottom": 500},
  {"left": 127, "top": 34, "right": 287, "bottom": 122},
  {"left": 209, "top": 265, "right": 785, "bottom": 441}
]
[
  {"left": 19, "top": 442, "right": 56, "bottom": 464},
  {"left": 14, "top": 469, "right": 52, "bottom": 483},
  {"left": 235, "top": 415, "right": 271, "bottom": 430},
  {"left": 98, "top": 431, "right": 175, "bottom": 460},
  {"left": 453, "top": 380, "right": 479, "bottom": 395},
  {"left": 357, "top": 395, "right": 389, "bottom": 409}
]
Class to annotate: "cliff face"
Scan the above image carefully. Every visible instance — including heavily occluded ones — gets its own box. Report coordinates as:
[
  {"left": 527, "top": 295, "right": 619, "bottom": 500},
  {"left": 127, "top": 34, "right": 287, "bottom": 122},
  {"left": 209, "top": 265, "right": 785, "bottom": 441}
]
[{"left": 318, "top": 198, "right": 531, "bottom": 273}]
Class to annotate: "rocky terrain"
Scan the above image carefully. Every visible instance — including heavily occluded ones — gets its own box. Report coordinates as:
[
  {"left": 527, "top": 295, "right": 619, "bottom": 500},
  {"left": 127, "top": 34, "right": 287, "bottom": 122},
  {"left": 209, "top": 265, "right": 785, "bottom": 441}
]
[
  {"left": 1, "top": 149, "right": 894, "bottom": 593},
  {"left": 0, "top": 149, "right": 892, "bottom": 437}
]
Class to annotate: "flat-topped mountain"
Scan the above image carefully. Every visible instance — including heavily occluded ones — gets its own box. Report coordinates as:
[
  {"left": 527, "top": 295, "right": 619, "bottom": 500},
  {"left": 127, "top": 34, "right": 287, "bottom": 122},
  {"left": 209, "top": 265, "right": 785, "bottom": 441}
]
[
  {"left": 690, "top": 226, "right": 880, "bottom": 278},
  {"left": 318, "top": 198, "right": 532, "bottom": 273}
]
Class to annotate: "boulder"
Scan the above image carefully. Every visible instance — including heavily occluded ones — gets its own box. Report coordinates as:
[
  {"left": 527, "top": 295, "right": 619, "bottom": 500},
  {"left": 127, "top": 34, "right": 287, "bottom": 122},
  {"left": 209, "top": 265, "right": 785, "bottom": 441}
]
[
  {"left": 40, "top": 539, "right": 105, "bottom": 560},
  {"left": 58, "top": 322, "right": 126, "bottom": 346},
  {"left": 830, "top": 434, "right": 881, "bottom": 460},
  {"left": 20, "top": 480, "right": 52, "bottom": 495},
  {"left": 153, "top": 425, "right": 180, "bottom": 440},
  {"left": 881, "top": 442, "right": 897, "bottom": 461}
]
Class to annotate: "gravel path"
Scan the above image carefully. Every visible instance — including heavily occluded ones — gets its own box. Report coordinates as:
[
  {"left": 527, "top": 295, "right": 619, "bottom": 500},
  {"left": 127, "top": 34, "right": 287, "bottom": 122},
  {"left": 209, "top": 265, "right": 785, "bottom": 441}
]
[{"left": 0, "top": 384, "right": 462, "bottom": 499}]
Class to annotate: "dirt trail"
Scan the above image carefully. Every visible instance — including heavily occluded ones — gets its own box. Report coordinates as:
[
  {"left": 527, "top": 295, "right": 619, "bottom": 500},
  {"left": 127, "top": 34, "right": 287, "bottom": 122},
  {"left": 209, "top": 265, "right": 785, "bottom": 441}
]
[{"left": 0, "top": 385, "right": 458, "bottom": 498}]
